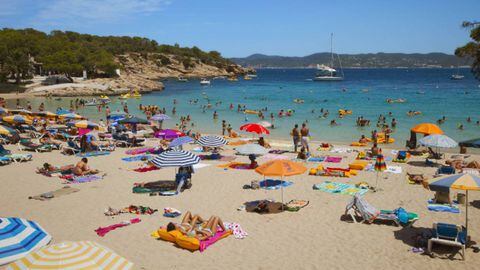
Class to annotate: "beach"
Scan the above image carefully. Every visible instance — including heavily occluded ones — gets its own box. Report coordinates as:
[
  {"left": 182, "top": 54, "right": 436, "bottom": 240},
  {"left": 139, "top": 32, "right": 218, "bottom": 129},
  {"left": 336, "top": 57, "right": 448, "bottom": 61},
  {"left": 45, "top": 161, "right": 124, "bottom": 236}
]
[{"left": 1, "top": 137, "right": 479, "bottom": 269}]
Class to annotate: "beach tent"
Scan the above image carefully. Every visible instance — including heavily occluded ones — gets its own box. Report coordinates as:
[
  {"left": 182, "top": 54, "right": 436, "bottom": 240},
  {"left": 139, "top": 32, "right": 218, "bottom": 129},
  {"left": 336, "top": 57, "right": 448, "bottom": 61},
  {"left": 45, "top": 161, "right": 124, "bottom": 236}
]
[
  {"left": 0, "top": 217, "right": 51, "bottom": 265},
  {"left": 7, "top": 241, "right": 133, "bottom": 269},
  {"left": 255, "top": 160, "right": 307, "bottom": 208},
  {"left": 428, "top": 173, "right": 480, "bottom": 252}
]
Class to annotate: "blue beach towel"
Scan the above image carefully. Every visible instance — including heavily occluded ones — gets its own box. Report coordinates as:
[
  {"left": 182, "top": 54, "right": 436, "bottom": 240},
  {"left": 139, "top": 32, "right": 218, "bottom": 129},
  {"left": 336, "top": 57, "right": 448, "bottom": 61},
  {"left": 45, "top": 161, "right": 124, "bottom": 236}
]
[
  {"left": 77, "top": 151, "right": 111, "bottom": 158},
  {"left": 307, "top": 156, "right": 325, "bottom": 162},
  {"left": 259, "top": 179, "right": 293, "bottom": 190},
  {"left": 427, "top": 199, "right": 460, "bottom": 213},
  {"left": 122, "top": 154, "right": 153, "bottom": 162}
]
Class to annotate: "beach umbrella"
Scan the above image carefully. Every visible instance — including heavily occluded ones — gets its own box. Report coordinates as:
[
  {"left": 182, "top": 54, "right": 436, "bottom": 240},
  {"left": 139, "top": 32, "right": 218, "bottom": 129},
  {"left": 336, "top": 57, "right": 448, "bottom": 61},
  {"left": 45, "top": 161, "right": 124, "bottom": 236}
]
[
  {"left": 0, "top": 217, "right": 52, "bottom": 265},
  {"left": 151, "top": 114, "right": 170, "bottom": 121},
  {"left": 197, "top": 135, "right": 227, "bottom": 147},
  {"left": 411, "top": 123, "right": 443, "bottom": 135},
  {"left": 428, "top": 173, "right": 480, "bottom": 249},
  {"left": 0, "top": 124, "right": 16, "bottom": 135},
  {"left": 240, "top": 123, "right": 270, "bottom": 135},
  {"left": 236, "top": 144, "right": 268, "bottom": 156},
  {"left": 374, "top": 149, "right": 386, "bottom": 191},
  {"left": 32, "top": 111, "right": 57, "bottom": 118},
  {"left": 59, "top": 113, "right": 84, "bottom": 120},
  {"left": 419, "top": 134, "right": 458, "bottom": 148},
  {"left": 7, "top": 241, "right": 133, "bottom": 269},
  {"left": 257, "top": 121, "right": 272, "bottom": 128},
  {"left": 1, "top": 115, "right": 33, "bottom": 125},
  {"left": 118, "top": 116, "right": 148, "bottom": 125},
  {"left": 8, "top": 109, "right": 32, "bottom": 116},
  {"left": 169, "top": 136, "right": 194, "bottom": 148},
  {"left": 0, "top": 107, "right": 8, "bottom": 115},
  {"left": 255, "top": 160, "right": 307, "bottom": 208},
  {"left": 67, "top": 120, "right": 99, "bottom": 130},
  {"left": 459, "top": 138, "right": 480, "bottom": 148},
  {"left": 151, "top": 150, "right": 200, "bottom": 168},
  {"left": 56, "top": 109, "right": 70, "bottom": 115},
  {"left": 155, "top": 129, "right": 183, "bottom": 140}
]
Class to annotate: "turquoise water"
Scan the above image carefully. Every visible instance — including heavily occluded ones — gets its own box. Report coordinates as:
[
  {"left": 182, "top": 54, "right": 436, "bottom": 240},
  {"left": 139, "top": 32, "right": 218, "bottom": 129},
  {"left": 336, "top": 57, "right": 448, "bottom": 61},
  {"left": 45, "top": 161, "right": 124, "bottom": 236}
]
[{"left": 7, "top": 68, "right": 480, "bottom": 145}]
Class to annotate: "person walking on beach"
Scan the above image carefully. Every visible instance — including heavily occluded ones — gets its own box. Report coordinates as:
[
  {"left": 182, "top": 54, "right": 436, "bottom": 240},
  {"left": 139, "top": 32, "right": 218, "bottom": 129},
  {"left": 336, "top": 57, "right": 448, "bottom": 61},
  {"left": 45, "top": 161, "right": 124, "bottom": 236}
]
[
  {"left": 300, "top": 123, "right": 310, "bottom": 152},
  {"left": 291, "top": 124, "right": 300, "bottom": 152}
]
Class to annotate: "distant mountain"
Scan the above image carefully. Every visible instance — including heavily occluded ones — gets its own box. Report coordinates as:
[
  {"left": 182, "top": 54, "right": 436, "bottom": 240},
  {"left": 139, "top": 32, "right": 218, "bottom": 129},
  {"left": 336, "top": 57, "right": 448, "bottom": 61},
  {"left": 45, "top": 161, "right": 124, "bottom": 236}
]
[{"left": 230, "top": 52, "right": 471, "bottom": 68}]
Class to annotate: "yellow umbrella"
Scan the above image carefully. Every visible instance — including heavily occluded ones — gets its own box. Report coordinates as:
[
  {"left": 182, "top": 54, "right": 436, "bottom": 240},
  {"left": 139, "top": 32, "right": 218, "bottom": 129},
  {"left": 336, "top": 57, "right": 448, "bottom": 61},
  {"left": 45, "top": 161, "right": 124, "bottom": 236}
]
[
  {"left": 411, "top": 123, "right": 443, "bottom": 135},
  {"left": 1, "top": 115, "right": 33, "bottom": 125},
  {"left": 32, "top": 111, "right": 57, "bottom": 118},
  {"left": 7, "top": 241, "right": 133, "bottom": 269},
  {"left": 0, "top": 125, "right": 16, "bottom": 135}
]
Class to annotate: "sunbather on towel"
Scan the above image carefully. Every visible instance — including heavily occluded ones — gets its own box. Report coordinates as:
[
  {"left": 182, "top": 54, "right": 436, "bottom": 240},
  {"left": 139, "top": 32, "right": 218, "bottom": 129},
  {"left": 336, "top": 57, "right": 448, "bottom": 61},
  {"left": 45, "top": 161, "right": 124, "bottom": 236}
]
[
  {"left": 166, "top": 211, "right": 205, "bottom": 234},
  {"left": 72, "top": 158, "right": 99, "bottom": 176},
  {"left": 39, "top": 163, "right": 74, "bottom": 174},
  {"left": 195, "top": 215, "right": 227, "bottom": 240}
]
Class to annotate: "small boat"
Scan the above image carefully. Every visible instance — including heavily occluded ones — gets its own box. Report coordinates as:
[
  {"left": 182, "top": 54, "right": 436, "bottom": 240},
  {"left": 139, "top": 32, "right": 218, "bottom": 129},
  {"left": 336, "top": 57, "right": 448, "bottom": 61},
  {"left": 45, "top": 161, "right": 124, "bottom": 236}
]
[
  {"left": 178, "top": 76, "right": 188, "bottom": 82},
  {"left": 450, "top": 74, "right": 464, "bottom": 80},
  {"left": 85, "top": 99, "right": 98, "bottom": 106},
  {"left": 313, "top": 34, "right": 344, "bottom": 82},
  {"left": 200, "top": 78, "right": 211, "bottom": 85}
]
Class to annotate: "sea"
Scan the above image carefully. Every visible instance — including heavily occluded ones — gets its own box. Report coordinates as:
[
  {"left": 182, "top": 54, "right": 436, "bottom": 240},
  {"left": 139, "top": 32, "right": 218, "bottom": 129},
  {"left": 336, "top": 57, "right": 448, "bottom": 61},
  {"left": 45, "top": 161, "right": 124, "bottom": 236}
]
[{"left": 7, "top": 68, "right": 480, "bottom": 146}]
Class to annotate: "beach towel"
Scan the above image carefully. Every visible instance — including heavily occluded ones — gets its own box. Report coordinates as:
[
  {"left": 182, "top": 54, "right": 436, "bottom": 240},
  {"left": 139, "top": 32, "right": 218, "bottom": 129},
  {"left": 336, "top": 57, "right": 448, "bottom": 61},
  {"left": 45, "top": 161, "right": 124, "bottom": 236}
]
[
  {"left": 125, "top": 147, "right": 156, "bottom": 155},
  {"left": 76, "top": 151, "right": 110, "bottom": 158},
  {"left": 330, "top": 147, "right": 352, "bottom": 154},
  {"left": 133, "top": 181, "right": 177, "bottom": 193},
  {"left": 313, "top": 181, "right": 368, "bottom": 196},
  {"left": 199, "top": 155, "right": 236, "bottom": 161},
  {"left": 191, "top": 147, "right": 204, "bottom": 152},
  {"left": 159, "top": 191, "right": 178, "bottom": 196},
  {"left": 269, "top": 142, "right": 292, "bottom": 148},
  {"left": 285, "top": 199, "right": 309, "bottom": 212},
  {"left": 65, "top": 174, "right": 103, "bottom": 184},
  {"left": 385, "top": 166, "right": 402, "bottom": 174},
  {"left": 164, "top": 207, "right": 182, "bottom": 218},
  {"left": 95, "top": 218, "right": 141, "bottom": 237},
  {"left": 0, "top": 156, "right": 11, "bottom": 165},
  {"left": 193, "top": 163, "right": 211, "bottom": 170},
  {"left": 245, "top": 200, "right": 285, "bottom": 214},
  {"left": 325, "top": 156, "right": 342, "bottom": 163},
  {"left": 105, "top": 205, "right": 158, "bottom": 216},
  {"left": 427, "top": 199, "right": 460, "bottom": 213},
  {"left": 224, "top": 222, "right": 248, "bottom": 239},
  {"left": 259, "top": 179, "right": 293, "bottom": 190},
  {"left": 122, "top": 154, "right": 153, "bottom": 162},
  {"left": 199, "top": 230, "right": 232, "bottom": 252},
  {"left": 28, "top": 186, "right": 79, "bottom": 201},
  {"left": 261, "top": 154, "right": 289, "bottom": 161},
  {"left": 133, "top": 166, "right": 159, "bottom": 173},
  {"left": 307, "top": 156, "right": 325, "bottom": 162}
]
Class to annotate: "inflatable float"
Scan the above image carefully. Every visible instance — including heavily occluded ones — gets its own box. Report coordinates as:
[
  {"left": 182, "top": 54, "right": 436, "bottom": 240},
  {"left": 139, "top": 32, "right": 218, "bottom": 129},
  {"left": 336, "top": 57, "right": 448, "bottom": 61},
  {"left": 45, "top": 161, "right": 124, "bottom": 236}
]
[{"left": 244, "top": 110, "right": 259, "bottom": 115}]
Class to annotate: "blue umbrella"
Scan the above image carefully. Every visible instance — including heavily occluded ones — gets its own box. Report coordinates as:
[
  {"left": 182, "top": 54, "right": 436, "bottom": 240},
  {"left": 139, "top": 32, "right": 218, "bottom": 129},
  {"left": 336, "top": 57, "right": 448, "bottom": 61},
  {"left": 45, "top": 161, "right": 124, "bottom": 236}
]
[
  {"left": 0, "top": 107, "right": 8, "bottom": 115},
  {"left": 107, "top": 113, "right": 126, "bottom": 122},
  {"left": 0, "top": 217, "right": 52, "bottom": 265},
  {"left": 197, "top": 135, "right": 227, "bottom": 147},
  {"left": 118, "top": 116, "right": 148, "bottom": 125},
  {"left": 419, "top": 134, "right": 458, "bottom": 148},
  {"left": 151, "top": 150, "right": 200, "bottom": 168},
  {"left": 169, "top": 136, "right": 194, "bottom": 148},
  {"left": 151, "top": 114, "right": 170, "bottom": 121}
]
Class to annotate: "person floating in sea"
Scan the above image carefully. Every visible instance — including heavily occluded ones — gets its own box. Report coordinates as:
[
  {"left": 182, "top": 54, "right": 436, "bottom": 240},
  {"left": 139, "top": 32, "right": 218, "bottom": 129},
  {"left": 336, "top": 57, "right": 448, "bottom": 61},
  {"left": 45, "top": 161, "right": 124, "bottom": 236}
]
[
  {"left": 330, "top": 119, "right": 338, "bottom": 126},
  {"left": 213, "top": 111, "right": 218, "bottom": 120},
  {"left": 467, "top": 116, "right": 471, "bottom": 123},
  {"left": 391, "top": 118, "right": 397, "bottom": 128},
  {"left": 458, "top": 124, "right": 464, "bottom": 130}
]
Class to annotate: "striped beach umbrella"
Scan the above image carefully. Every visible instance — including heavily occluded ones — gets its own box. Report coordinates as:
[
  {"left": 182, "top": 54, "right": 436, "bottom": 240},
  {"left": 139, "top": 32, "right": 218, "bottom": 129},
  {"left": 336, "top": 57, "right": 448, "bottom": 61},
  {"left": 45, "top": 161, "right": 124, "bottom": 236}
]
[
  {"left": 151, "top": 150, "right": 200, "bottom": 168},
  {"left": 7, "top": 241, "right": 133, "bottom": 269},
  {"left": 1, "top": 115, "right": 33, "bottom": 125},
  {"left": 8, "top": 109, "right": 32, "bottom": 116},
  {"left": 67, "top": 120, "right": 99, "bottom": 130},
  {"left": 32, "top": 111, "right": 57, "bottom": 118},
  {"left": 0, "top": 125, "right": 16, "bottom": 135},
  {"left": 197, "top": 135, "right": 227, "bottom": 147},
  {"left": 428, "top": 173, "right": 480, "bottom": 249},
  {"left": 373, "top": 149, "right": 386, "bottom": 191},
  {"left": 0, "top": 217, "right": 52, "bottom": 265},
  {"left": 59, "top": 113, "right": 84, "bottom": 120},
  {"left": 169, "top": 136, "right": 194, "bottom": 148}
]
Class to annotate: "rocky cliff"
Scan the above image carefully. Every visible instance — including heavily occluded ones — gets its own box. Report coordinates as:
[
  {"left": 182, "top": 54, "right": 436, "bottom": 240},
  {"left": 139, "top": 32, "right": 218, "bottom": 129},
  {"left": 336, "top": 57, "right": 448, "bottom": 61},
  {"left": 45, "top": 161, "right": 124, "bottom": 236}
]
[{"left": 26, "top": 52, "right": 254, "bottom": 97}]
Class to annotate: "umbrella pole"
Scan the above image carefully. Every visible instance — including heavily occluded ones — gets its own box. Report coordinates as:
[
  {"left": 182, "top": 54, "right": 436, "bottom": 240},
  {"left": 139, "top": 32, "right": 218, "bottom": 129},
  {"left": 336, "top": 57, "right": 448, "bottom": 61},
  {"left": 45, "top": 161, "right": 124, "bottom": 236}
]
[
  {"left": 281, "top": 175, "right": 284, "bottom": 211},
  {"left": 466, "top": 190, "right": 469, "bottom": 248}
]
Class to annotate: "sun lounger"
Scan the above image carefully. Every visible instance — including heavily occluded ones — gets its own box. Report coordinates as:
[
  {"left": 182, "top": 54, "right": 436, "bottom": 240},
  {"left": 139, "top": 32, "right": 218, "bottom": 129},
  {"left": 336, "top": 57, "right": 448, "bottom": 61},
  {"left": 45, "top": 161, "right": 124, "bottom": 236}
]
[
  {"left": 0, "top": 144, "right": 11, "bottom": 156},
  {"left": 345, "top": 194, "right": 418, "bottom": 227},
  {"left": 62, "top": 140, "right": 82, "bottom": 155},
  {"left": 427, "top": 223, "right": 466, "bottom": 260},
  {"left": 0, "top": 156, "right": 11, "bottom": 165},
  {"left": 6, "top": 153, "right": 32, "bottom": 163},
  {"left": 17, "top": 139, "right": 52, "bottom": 152}
]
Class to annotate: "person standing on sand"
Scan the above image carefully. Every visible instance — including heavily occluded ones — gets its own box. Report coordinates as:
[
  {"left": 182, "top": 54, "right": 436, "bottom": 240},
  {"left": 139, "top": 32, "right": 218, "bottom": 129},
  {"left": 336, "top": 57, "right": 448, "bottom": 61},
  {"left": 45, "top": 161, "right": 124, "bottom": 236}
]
[
  {"left": 291, "top": 124, "right": 300, "bottom": 152},
  {"left": 300, "top": 123, "right": 310, "bottom": 152},
  {"left": 222, "top": 120, "right": 227, "bottom": 136}
]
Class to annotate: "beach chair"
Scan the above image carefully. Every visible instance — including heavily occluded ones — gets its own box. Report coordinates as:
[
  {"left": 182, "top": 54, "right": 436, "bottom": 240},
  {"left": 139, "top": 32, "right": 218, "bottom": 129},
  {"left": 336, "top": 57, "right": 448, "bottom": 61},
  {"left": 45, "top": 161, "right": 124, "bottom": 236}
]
[
  {"left": 427, "top": 223, "right": 466, "bottom": 260},
  {"left": 345, "top": 194, "right": 418, "bottom": 227},
  {"left": 0, "top": 156, "right": 11, "bottom": 165},
  {"left": 112, "top": 133, "right": 133, "bottom": 148},
  {"left": 0, "top": 144, "right": 11, "bottom": 156},
  {"left": 62, "top": 140, "right": 82, "bottom": 155},
  {"left": 435, "top": 166, "right": 455, "bottom": 177},
  {"left": 17, "top": 139, "right": 52, "bottom": 153},
  {"left": 428, "top": 147, "right": 444, "bottom": 160}
]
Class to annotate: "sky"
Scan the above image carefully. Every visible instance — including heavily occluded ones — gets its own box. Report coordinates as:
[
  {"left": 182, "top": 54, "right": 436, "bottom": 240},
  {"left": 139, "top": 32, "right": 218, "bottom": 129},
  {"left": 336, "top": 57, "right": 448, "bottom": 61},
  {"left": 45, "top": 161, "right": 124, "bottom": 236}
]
[{"left": 0, "top": 0, "right": 478, "bottom": 57}]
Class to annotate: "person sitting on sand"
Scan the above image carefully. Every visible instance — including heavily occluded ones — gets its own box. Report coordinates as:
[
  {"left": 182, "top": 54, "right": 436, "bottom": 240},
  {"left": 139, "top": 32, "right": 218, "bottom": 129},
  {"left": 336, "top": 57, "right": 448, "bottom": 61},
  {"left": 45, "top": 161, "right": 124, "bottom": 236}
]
[
  {"left": 248, "top": 154, "right": 258, "bottom": 169},
  {"left": 72, "top": 158, "right": 99, "bottom": 176},
  {"left": 359, "top": 135, "right": 368, "bottom": 144},
  {"left": 434, "top": 191, "right": 452, "bottom": 205},
  {"left": 297, "top": 147, "right": 308, "bottom": 160},
  {"left": 258, "top": 137, "right": 271, "bottom": 148}
]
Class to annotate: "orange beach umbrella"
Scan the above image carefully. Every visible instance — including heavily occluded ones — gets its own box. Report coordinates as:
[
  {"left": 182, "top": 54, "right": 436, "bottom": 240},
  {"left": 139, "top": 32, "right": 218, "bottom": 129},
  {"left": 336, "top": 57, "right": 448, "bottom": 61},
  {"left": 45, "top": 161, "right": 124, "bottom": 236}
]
[
  {"left": 411, "top": 123, "right": 443, "bottom": 135},
  {"left": 255, "top": 160, "right": 307, "bottom": 177}
]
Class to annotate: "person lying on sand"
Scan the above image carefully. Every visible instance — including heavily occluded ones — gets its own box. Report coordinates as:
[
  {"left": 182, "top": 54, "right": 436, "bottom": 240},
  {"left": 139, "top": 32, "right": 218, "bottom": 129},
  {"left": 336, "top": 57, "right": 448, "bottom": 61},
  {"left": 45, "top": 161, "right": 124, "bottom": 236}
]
[
  {"left": 166, "top": 212, "right": 228, "bottom": 240},
  {"left": 359, "top": 135, "right": 369, "bottom": 144},
  {"left": 72, "top": 158, "right": 99, "bottom": 176},
  {"left": 38, "top": 163, "right": 74, "bottom": 174}
]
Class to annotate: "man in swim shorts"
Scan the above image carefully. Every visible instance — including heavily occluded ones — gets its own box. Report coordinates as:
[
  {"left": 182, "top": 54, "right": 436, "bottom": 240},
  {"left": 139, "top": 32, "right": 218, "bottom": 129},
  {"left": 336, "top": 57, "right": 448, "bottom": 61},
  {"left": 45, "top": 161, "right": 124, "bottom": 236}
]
[{"left": 300, "top": 123, "right": 310, "bottom": 152}]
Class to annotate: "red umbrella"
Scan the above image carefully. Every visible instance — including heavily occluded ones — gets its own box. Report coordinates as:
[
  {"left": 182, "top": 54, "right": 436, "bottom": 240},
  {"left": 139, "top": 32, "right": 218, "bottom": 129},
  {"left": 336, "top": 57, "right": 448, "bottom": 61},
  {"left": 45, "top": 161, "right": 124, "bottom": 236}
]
[{"left": 240, "top": 123, "right": 270, "bottom": 135}]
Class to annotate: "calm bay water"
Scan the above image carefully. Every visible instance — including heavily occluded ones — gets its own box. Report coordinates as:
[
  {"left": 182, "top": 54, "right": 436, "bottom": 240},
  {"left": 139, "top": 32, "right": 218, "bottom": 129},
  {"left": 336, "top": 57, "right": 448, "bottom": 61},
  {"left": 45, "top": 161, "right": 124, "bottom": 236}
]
[{"left": 8, "top": 68, "right": 480, "bottom": 145}]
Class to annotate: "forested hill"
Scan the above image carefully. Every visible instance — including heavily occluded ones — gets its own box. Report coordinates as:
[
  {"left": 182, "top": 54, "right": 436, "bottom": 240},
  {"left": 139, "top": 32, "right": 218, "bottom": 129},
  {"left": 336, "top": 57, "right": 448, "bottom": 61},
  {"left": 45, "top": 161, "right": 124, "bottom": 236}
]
[
  {"left": 231, "top": 52, "right": 471, "bottom": 68},
  {"left": 0, "top": 28, "right": 239, "bottom": 82}
]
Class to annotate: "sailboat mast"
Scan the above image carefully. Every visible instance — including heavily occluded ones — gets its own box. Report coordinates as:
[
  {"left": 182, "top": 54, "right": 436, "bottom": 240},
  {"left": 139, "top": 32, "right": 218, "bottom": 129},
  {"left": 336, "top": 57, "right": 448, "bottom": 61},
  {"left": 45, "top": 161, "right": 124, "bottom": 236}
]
[{"left": 330, "top": 33, "right": 334, "bottom": 69}]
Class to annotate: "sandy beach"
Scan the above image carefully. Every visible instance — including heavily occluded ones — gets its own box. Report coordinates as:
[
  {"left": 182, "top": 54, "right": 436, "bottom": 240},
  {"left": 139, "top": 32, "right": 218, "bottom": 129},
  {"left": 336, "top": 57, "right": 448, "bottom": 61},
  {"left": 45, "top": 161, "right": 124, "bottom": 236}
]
[{"left": 1, "top": 137, "right": 479, "bottom": 270}]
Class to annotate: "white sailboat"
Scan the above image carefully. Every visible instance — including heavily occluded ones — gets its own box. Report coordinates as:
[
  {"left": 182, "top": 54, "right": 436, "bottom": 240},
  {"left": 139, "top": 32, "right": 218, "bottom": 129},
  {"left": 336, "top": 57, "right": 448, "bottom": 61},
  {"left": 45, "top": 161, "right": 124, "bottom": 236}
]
[
  {"left": 313, "top": 33, "right": 344, "bottom": 81},
  {"left": 450, "top": 66, "right": 464, "bottom": 80},
  {"left": 200, "top": 78, "right": 211, "bottom": 85}
]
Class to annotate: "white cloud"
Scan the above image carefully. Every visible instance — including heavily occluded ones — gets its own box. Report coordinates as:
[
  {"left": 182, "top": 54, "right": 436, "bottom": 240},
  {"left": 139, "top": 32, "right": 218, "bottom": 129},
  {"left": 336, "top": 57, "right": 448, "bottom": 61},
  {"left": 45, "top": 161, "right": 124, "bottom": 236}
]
[{"left": 33, "top": 0, "right": 171, "bottom": 26}]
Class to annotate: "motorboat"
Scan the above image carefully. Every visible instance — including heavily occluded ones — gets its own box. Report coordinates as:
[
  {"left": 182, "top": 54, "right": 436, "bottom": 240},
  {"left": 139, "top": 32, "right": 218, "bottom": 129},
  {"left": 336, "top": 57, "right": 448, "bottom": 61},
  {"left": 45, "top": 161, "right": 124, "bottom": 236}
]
[
  {"left": 200, "top": 78, "right": 211, "bottom": 85},
  {"left": 178, "top": 76, "right": 188, "bottom": 82}
]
